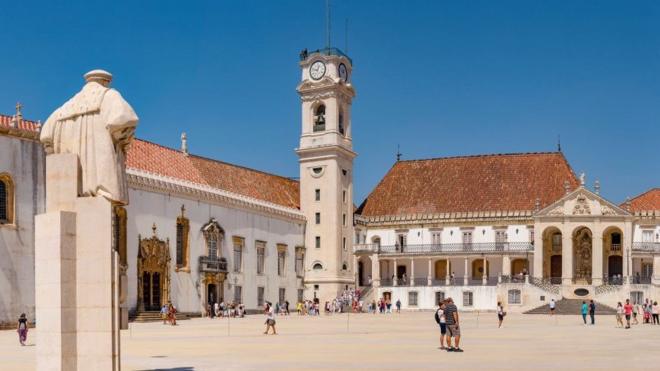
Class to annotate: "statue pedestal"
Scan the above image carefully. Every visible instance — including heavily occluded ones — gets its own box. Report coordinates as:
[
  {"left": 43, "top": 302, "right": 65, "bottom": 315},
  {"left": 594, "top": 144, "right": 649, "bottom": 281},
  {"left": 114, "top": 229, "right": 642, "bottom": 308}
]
[{"left": 35, "top": 154, "right": 120, "bottom": 371}]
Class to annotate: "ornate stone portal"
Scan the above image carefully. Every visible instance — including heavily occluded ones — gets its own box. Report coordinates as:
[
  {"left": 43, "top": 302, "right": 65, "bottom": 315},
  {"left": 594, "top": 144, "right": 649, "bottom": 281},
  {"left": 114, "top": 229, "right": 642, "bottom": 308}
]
[
  {"left": 137, "top": 225, "right": 171, "bottom": 312},
  {"left": 573, "top": 228, "right": 593, "bottom": 281}
]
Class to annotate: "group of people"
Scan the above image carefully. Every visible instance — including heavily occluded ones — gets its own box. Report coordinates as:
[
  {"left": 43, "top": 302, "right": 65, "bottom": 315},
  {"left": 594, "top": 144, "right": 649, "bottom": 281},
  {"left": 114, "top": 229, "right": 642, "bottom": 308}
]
[
  {"left": 434, "top": 298, "right": 464, "bottom": 352},
  {"left": 296, "top": 300, "right": 321, "bottom": 315},
  {"left": 206, "top": 301, "right": 246, "bottom": 318},
  {"left": 368, "top": 297, "right": 397, "bottom": 313},
  {"left": 160, "top": 302, "right": 179, "bottom": 325},
  {"left": 616, "top": 299, "right": 659, "bottom": 329}
]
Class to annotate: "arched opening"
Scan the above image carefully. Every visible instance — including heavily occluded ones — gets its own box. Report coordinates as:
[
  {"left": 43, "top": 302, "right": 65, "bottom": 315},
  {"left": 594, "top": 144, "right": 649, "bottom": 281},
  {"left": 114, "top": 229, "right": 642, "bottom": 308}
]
[
  {"left": 313, "top": 104, "right": 326, "bottom": 132},
  {"left": 0, "top": 173, "right": 14, "bottom": 225},
  {"left": 573, "top": 226, "right": 593, "bottom": 284},
  {"left": 602, "top": 226, "right": 623, "bottom": 282},
  {"left": 338, "top": 108, "right": 345, "bottom": 135},
  {"left": 312, "top": 262, "right": 323, "bottom": 270},
  {"left": 471, "top": 259, "right": 489, "bottom": 280},
  {"left": 371, "top": 235, "right": 381, "bottom": 247},
  {"left": 357, "top": 256, "right": 373, "bottom": 286},
  {"left": 434, "top": 260, "right": 449, "bottom": 280},
  {"left": 542, "top": 227, "right": 562, "bottom": 283}
]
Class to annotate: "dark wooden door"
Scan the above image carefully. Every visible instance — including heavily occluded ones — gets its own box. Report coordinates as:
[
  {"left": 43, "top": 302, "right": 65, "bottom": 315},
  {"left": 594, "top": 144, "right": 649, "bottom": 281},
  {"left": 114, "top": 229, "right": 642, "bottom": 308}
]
[
  {"left": 550, "top": 255, "right": 562, "bottom": 284},
  {"left": 608, "top": 256, "right": 623, "bottom": 277}
]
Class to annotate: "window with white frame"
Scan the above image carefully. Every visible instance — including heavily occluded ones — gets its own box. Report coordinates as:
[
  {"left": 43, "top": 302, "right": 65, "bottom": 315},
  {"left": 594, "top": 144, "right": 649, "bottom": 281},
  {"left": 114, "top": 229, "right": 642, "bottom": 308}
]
[
  {"left": 642, "top": 230, "right": 654, "bottom": 243},
  {"left": 295, "top": 247, "right": 305, "bottom": 277},
  {"left": 431, "top": 231, "right": 442, "bottom": 246},
  {"left": 463, "top": 291, "right": 473, "bottom": 307},
  {"left": 462, "top": 231, "right": 473, "bottom": 247},
  {"left": 508, "top": 289, "right": 521, "bottom": 304},
  {"left": 408, "top": 291, "right": 418, "bottom": 306},
  {"left": 256, "top": 241, "right": 266, "bottom": 274},
  {"left": 257, "top": 287, "right": 265, "bottom": 306},
  {"left": 232, "top": 237, "right": 244, "bottom": 272},
  {"left": 495, "top": 230, "right": 507, "bottom": 247},
  {"left": 277, "top": 244, "right": 287, "bottom": 276}
]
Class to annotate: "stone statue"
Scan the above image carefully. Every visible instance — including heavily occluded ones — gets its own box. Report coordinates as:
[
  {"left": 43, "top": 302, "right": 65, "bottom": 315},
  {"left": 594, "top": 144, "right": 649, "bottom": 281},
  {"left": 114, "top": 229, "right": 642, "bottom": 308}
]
[{"left": 41, "top": 70, "right": 138, "bottom": 205}]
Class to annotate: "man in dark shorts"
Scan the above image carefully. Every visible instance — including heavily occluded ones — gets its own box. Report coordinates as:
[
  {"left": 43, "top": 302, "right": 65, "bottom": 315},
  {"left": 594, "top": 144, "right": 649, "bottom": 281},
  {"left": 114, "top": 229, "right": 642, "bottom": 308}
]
[
  {"left": 624, "top": 299, "right": 633, "bottom": 329},
  {"left": 444, "top": 297, "right": 463, "bottom": 352}
]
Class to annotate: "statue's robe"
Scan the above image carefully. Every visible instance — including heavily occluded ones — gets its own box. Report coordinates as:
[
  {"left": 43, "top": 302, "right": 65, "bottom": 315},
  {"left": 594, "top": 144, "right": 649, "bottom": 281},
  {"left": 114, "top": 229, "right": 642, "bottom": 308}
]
[{"left": 41, "top": 81, "right": 138, "bottom": 204}]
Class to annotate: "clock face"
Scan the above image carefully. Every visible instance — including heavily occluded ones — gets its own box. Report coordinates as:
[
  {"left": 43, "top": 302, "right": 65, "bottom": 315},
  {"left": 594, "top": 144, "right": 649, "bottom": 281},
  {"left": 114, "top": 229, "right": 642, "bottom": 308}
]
[
  {"left": 309, "top": 61, "right": 326, "bottom": 80},
  {"left": 338, "top": 63, "right": 348, "bottom": 82}
]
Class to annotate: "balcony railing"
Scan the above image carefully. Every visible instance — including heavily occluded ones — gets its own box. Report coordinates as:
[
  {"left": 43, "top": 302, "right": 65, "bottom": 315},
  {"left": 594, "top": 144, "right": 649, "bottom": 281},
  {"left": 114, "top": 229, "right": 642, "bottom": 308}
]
[
  {"left": 632, "top": 242, "right": 660, "bottom": 253},
  {"left": 354, "top": 242, "right": 534, "bottom": 255},
  {"left": 198, "top": 255, "right": 228, "bottom": 274}
]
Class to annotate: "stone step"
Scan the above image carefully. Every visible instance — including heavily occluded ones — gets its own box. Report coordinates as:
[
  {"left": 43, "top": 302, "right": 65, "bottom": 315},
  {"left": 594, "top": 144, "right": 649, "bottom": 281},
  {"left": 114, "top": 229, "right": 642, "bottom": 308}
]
[
  {"left": 130, "top": 311, "right": 190, "bottom": 322},
  {"left": 524, "top": 299, "right": 617, "bottom": 315}
]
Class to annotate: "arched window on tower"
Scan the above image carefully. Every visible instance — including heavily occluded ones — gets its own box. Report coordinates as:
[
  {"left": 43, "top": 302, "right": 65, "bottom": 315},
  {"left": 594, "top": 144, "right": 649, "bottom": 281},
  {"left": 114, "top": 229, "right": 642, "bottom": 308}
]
[
  {"left": 0, "top": 173, "right": 14, "bottom": 225},
  {"left": 313, "top": 104, "right": 326, "bottom": 132},
  {"left": 338, "top": 108, "right": 345, "bottom": 135}
]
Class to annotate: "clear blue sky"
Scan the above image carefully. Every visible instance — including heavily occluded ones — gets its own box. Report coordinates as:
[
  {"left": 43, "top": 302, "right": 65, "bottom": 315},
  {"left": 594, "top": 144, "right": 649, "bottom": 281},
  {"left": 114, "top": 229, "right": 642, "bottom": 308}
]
[{"left": 2, "top": 1, "right": 659, "bottom": 204}]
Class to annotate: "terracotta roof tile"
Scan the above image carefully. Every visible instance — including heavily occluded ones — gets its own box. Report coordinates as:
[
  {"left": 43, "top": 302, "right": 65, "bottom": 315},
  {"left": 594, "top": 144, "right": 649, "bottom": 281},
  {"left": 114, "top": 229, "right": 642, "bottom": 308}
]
[
  {"left": 356, "top": 152, "right": 579, "bottom": 216},
  {"left": 0, "top": 114, "right": 41, "bottom": 134},
  {"left": 625, "top": 188, "right": 660, "bottom": 211},
  {"left": 126, "top": 139, "right": 300, "bottom": 210}
]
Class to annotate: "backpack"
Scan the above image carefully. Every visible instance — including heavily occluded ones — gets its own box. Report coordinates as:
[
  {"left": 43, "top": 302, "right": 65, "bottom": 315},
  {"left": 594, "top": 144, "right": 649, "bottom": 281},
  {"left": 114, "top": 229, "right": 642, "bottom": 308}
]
[{"left": 434, "top": 310, "right": 440, "bottom": 324}]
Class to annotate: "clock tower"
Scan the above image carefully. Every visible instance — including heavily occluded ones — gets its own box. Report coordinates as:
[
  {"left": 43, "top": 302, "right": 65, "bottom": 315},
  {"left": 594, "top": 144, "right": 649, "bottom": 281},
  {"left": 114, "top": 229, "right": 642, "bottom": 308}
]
[{"left": 296, "top": 48, "right": 356, "bottom": 303}]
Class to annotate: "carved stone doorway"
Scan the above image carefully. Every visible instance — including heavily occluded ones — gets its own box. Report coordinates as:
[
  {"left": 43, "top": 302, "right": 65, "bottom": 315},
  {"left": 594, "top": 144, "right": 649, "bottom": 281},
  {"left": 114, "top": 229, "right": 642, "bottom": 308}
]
[
  {"left": 573, "top": 227, "right": 593, "bottom": 283},
  {"left": 137, "top": 224, "right": 171, "bottom": 312}
]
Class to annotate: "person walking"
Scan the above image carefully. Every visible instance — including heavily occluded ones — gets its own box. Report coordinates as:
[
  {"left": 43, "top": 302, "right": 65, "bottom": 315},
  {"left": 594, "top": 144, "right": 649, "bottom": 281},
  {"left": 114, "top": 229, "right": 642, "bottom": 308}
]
[
  {"left": 549, "top": 299, "right": 556, "bottom": 315},
  {"left": 17, "top": 313, "right": 28, "bottom": 346},
  {"left": 616, "top": 302, "right": 624, "bottom": 328},
  {"left": 581, "top": 301, "right": 588, "bottom": 325},
  {"left": 161, "top": 303, "right": 168, "bottom": 325},
  {"left": 652, "top": 301, "right": 659, "bottom": 325},
  {"left": 497, "top": 302, "right": 506, "bottom": 328},
  {"left": 633, "top": 302, "right": 639, "bottom": 325},
  {"left": 396, "top": 299, "right": 401, "bottom": 314},
  {"left": 263, "top": 302, "right": 277, "bottom": 335},
  {"left": 589, "top": 300, "right": 596, "bottom": 325},
  {"left": 624, "top": 299, "right": 633, "bottom": 329},
  {"left": 444, "top": 297, "right": 463, "bottom": 352},
  {"left": 434, "top": 300, "right": 448, "bottom": 350}
]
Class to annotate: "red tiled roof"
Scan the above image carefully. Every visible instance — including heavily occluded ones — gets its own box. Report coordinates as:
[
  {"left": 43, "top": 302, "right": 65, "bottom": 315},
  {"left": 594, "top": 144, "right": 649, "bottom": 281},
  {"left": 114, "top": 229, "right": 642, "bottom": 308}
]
[
  {"left": 625, "top": 188, "right": 660, "bottom": 211},
  {"left": 356, "top": 152, "right": 579, "bottom": 217},
  {"left": 0, "top": 114, "right": 41, "bottom": 134},
  {"left": 126, "top": 139, "right": 300, "bottom": 210}
]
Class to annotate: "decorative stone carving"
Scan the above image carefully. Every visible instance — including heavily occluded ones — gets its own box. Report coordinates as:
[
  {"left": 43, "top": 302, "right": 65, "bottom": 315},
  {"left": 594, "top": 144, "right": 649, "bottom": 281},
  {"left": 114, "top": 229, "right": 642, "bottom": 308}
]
[
  {"left": 137, "top": 224, "right": 171, "bottom": 311},
  {"left": 601, "top": 204, "right": 616, "bottom": 216},
  {"left": 574, "top": 228, "right": 592, "bottom": 279},
  {"left": 40, "top": 70, "right": 139, "bottom": 205},
  {"left": 548, "top": 205, "right": 565, "bottom": 216},
  {"left": 572, "top": 195, "right": 591, "bottom": 215}
]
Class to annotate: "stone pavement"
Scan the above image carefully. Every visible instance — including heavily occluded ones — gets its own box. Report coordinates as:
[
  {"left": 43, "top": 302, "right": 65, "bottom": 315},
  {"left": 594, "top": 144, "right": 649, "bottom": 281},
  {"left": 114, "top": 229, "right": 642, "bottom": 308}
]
[{"left": 2, "top": 311, "right": 660, "bottom": 370}]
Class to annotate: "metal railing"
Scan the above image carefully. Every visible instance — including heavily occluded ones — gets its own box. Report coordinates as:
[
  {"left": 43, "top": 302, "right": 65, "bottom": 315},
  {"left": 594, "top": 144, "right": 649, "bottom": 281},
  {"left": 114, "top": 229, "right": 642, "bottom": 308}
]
[
  {"left": 632, "top": 242, "right": 660, "bottom": 253},
  {"left": 198, "top": 256, "right": 228, "bottom": 274},
  {"left": 301, "top": 47, "right": 352, "bottom": 63},
  {"left": 353, "top": 242, "right": 533, "bottom": 255}
]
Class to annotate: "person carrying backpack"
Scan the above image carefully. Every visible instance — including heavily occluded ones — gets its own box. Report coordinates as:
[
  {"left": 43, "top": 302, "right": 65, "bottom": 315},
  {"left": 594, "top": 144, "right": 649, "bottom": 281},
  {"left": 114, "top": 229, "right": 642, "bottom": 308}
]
[{"left": 434, "top": 300, "right": 448, "bottom": 350}]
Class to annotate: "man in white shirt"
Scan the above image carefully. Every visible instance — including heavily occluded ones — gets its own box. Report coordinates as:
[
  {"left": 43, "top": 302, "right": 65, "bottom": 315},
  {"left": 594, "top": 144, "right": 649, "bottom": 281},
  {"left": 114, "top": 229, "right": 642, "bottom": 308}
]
[{"left": 549, "top": 299, "right": 556, "bottom": 315}]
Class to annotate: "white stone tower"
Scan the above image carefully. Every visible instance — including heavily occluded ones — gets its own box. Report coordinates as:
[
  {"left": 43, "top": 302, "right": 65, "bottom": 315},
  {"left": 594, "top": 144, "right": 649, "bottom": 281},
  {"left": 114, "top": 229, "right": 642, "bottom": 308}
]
[{"left": 296, "top": 48, "right": 356, "bottom": 303}]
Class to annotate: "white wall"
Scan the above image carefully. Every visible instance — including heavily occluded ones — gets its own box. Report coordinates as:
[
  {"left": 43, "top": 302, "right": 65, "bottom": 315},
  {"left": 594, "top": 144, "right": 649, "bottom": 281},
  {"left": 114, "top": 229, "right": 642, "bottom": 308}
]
[
  {"left": 126, "top": 188, "right": 305, "bottom": 313},
  {"left": 0, "top": 135, "right": 44, "bottom": 327}
]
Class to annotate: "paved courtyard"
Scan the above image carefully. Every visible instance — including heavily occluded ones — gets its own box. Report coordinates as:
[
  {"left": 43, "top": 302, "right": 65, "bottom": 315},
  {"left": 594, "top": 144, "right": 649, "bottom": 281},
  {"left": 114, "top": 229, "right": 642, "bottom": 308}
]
[{"left": 2, "top": 311, "right": 660, "bottom": 370}]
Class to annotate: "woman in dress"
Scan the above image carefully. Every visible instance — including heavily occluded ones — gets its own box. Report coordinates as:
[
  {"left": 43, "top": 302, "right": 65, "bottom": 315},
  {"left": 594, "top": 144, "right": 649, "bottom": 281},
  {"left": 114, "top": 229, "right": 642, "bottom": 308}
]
[
  {"left": 263, "top": 302, "right": 277, "bottom": 335},
  {"left": 497, "top": 302, "right": 506, "bottom": 328},
  {"left": 615, "top": 302, "right": 624, "bottom": 328},
  {"left": 17, "top": 313, "right": 28, "bottom": 346}
]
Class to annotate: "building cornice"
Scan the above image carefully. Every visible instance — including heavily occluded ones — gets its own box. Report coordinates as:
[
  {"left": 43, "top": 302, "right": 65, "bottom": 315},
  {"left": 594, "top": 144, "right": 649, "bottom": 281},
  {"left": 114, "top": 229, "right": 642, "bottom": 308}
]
[
  {"left": 0, "top": 127, "right": 40, "bottom": 141},
  {"left": 355, "top": 210, "right": 535, "bottom": 228},
  {"left": 126, "top": 168, "right": 306, "bottom": 223}
]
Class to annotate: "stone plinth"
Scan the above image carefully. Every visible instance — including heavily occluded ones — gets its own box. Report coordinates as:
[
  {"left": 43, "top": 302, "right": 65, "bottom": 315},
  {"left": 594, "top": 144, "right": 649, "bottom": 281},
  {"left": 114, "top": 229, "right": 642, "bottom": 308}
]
[{"left": 35, "top": 154, "right": 120, "bottom": 371}]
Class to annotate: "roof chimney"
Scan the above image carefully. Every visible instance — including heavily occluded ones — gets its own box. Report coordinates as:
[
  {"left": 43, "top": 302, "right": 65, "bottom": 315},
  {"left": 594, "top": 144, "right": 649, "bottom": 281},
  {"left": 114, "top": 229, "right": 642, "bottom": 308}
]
[
  {"left": 181, "top": 132, "right": 188, "bottom": 155},
  {"left": 624, "top": 197, "right": 631, "bottom": 212}
]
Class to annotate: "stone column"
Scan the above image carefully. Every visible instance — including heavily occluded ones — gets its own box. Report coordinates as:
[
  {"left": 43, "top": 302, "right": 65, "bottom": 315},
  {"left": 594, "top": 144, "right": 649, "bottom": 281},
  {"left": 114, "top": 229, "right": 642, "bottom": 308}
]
[
  {"left": 502, "top": 255, "right": 511, "bottom": 278},
  {"left": 393, "top": 258, "right": 398, "bottom": 286},
  {"left": 446, "top": 259, "right": 451, "bottom": 285},
  {"left": 592, "top": 224, "right": 604, "bottom": 286},
  {"left": 653, "top": 256, "right": 660, "bottom": 285},
  {"left": 533, "top": 224, "right": 543, "bottom": 279},
  {"left": 463, "top": 257, "right": 469, "bottom": 285},
  {"left": 410, "top": 259, "right": 415, "bottom": 286},
  {"left": 623, "top": 222, "right": 633, "bottom": 282},
  {"left": 482, "top": 257, "right": 487, "bottom": 285},
  {"left": 562, "top": 226, "right": 573, "bottom": 285},
  {"left": 353, "top": 255, "right": 359, "bottom": 287},
  {"left": 427, "top": 258, "right": 432, "bottom": 286},
  {"left": 371, "top": 255, "right": 380, "bottom": 287}
]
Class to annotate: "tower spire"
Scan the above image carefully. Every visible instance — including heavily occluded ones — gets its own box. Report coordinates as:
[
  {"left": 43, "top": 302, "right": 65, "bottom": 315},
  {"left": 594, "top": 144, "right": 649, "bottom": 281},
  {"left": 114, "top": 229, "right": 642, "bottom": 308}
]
[
  {"left": 557, "top": 134, "right": 562, "bottom": 152},
  {"left": 396, "top": 144, "right": 402, "bottom": 162}
]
